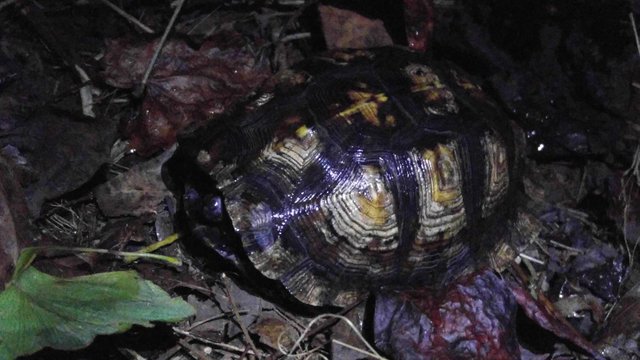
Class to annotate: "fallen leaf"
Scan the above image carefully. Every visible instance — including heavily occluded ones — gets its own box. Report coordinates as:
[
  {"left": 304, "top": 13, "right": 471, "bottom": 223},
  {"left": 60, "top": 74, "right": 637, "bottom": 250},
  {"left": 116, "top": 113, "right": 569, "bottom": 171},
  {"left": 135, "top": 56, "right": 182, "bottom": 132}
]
[
  {"left": 95, "top": 146, "right": 175, "bottom": 217},
  {"left": 331, "top": 302, "right": 370, "bottom": 359},
  {"left": 0, "top": 157, "right": 31, "bottom": 289},
  {"left": 250, "top": 316, "right": 297, "bottom": 350},
  {"left": 507, "top": 280, "right": 604, "bottom": 359},
  {"left": 0, "top": 111, "right": 116, "bottom": 216},
  {"left": 402, "top": 0, "right": 435, "bottom": 52},
  {"left": 595, "top": 281, "right": 640, "bottom": 358},
  {"left": 103, "top": 34, "right": 270, "bottom": 155},
  {"left": 0, "top": 251, "right": 194, "bottom": 359},
  {"left": 318, "top": 5, "right": 393, "bottom": 49},
  {"left": 374, "top": 270, "right": 520, "bottom": 360}
]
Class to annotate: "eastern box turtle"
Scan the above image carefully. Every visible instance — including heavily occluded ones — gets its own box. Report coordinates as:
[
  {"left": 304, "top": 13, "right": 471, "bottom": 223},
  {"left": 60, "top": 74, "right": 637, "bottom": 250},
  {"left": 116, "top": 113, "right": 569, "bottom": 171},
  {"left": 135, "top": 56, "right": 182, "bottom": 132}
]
[{"left": 179, "top": 47, "right": 522, "bottom": 307}]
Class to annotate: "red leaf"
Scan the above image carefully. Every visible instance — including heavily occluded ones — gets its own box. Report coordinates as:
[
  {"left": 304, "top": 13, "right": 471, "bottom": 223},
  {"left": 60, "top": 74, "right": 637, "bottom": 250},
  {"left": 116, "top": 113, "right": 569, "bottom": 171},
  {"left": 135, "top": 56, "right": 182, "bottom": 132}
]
[
  {"left": 103, "top": 33, "right": 270, "bottom": 155},
  {"left": 318, "top": 5, "right": 393, "bottom": 50},
  {"left": 374, "top": 270, "right": 520, "bottom": 360},
  {"left": 403, "top": 0, "right": 435, "bottom": 52},
  {"left": 507, "top": 280, "right": 604, "bottom": 359}
]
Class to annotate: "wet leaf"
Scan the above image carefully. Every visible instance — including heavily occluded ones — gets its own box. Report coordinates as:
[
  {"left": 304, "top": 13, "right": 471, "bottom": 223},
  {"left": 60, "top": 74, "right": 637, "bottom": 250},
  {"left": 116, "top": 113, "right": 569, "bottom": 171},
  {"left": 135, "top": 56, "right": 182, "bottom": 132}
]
[
  {"left": 95, "top": 146, "right": 175, "bottom": 217},
  {"left": 103, "top": 34, "right": 270, "bottom": 155},
  {"left": 331, "top": 301, "right": 369, "bottom": 359},
  {"left": 507, "top": 281, "right": 604, "bottom": 359},
  {"left": 0, "top": 112, "right": 116, "bottom": 216},
  {"left": 402, "top": 0, "right": 435, "bottom": 52},
  {"left": 0, "top": 157, "right": 31, "bottom": 289},
  {"left": 318, "top": 5, "right": 393, "bottom": 50},
  {"left": 250, "top": 316, "right": 297, "bottom": 350},
  {"left": 374, "top": 270, "right": 520, "bottom": 360},
  {"left": 595, "top": 281, "right": 640, "bottom": 359},
  {"left": 0, "top": 252, "right": 195, "bottom": 359}
]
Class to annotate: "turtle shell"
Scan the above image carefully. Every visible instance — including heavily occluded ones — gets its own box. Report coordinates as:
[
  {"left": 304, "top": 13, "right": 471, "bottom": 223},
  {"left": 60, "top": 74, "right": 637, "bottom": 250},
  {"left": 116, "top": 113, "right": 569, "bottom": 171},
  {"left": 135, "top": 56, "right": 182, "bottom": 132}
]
[{"left": 191, "top": 47, "right": 521, "bottom": 306}]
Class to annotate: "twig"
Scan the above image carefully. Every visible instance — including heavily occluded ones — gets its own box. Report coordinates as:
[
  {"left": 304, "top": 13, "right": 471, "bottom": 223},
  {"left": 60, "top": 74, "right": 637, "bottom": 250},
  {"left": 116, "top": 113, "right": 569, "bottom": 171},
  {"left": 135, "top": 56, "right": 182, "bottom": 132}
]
[
  {"left": 25, "top": 245, "right": 182, "bottom": 266},
  {"left": 622, "top": 145, "right": 640, "bottom": 271},
  {"left": 0, "top": 0, "right": 16, "bottom": 11},
  {"left": 186, "top": 6, "right": 219, "bottom": 35},
  {"left": 178, "top": 338, "right": 227, "bottom": 360},
  {"left": 279, "top": 313, "right": 386, "bottom": 359},
  {"left": 74, "top": 65, "right": 96, "bottom": 118},
  {"left": 547, "top": 239, "right": 584, "bottom": 254},
  {"left": 173, "top": 327, "right": 254, "bottom": 357},
  {"left": 630, "top": 12, "right": 640, "bottom": 57},
  {"left": 279, "top": 32, "right": 311, "bottom": 43},
  {"left": 138, "top": 0, "right": 186, "bottom": 96},
  {"left": 221, "top": 277, "right": 261, "bottom": 357},
  {"left": 187, "top": 310, "right": 249, "bottom": 331},
  {"left": 333, "top": 339, "right": 386, "bottom": 359},
  {"left": 518, "top": 252, "right": 545, "bottom": 265},
  {"left": 98, "top": 0, "right": 155, "bottom": 34}
]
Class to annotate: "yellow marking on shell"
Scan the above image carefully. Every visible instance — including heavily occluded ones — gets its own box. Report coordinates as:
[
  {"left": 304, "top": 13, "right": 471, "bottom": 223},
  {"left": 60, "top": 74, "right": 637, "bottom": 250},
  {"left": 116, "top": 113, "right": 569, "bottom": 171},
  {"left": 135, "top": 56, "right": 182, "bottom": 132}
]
[
  {"left": 405, "top": 64, "right": 458, "bottom": 114},
  {"left": 423, "top": 144, "right": 461, "bottom": 203},
  {"left": 452, "top": 70, "right": 484, "bottom": 96},
  {"left": 385, "top": 114, "right": 397, "bottom": 127},
  {"left": 335, "top": 90, "right": 388, "bottom": 126},
  {"left": 357, "top": 165, "right": 392, "bottom": 225},
  {"left": 410, "top": 80, "right": 445, "bottom": 94},
  {"left": 295, "top": 125, "right": 309, "bottom": 138},
  {"left": 357, "top": 193, "right": 391, "bottom": 225}
]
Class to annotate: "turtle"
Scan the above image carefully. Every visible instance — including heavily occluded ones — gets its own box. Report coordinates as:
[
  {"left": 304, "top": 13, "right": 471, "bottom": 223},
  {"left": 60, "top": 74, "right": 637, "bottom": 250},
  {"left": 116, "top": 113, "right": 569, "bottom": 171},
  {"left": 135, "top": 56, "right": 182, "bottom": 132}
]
[{"left": 176, "top": 46, "right": 523, "bottom": 308}]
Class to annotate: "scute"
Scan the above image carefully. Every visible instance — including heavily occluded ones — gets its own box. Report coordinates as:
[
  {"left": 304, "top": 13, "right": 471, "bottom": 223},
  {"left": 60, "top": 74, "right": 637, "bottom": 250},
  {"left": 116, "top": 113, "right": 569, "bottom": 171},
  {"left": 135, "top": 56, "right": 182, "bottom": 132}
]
[{"left": 196, "top": 47, "right": 519, "bottom": 306}]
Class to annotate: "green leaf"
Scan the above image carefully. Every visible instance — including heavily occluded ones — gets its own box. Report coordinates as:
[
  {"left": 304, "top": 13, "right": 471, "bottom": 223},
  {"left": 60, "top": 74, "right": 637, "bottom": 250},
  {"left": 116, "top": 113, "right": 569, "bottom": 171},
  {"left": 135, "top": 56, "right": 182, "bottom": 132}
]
[{"left": 0, "top": 264, "right": 195, "bottom": 359}]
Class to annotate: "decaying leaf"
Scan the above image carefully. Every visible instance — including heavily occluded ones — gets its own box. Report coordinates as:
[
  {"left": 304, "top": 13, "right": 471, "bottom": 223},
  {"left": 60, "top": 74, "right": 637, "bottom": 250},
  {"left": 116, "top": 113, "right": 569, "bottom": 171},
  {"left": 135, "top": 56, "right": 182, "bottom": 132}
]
[
  {"left": 0, "top": 112, "right": 116, "bottom": 216},
  {"left": 374, "top": 270, "right": 520, "bottom": 360},
  {"left": 0, "top": 157, "right": 31, "bottom": 289},
  {"left": 595, "top": 281, "right": 640, "bottom": 359},
  {"left": 507, "top": 281, "right": 604, "bottom": 359},
  {"left": 103, "top": 34, "right": 270, "bottom": 155},
  {"left": 250, "top": 316, "right": 297, "bottom": 350},
  {"left": 0, "top": 251, "right": 194, "bottom": 359},
  {"left": 318, "top": 5, "right": 393, "bottom": 50},
  {"left": 95, "top": 146, "right": 175, "bottom": 217},
  {"left": 402, "top": 0, "right": 435, "bottom": 52}
]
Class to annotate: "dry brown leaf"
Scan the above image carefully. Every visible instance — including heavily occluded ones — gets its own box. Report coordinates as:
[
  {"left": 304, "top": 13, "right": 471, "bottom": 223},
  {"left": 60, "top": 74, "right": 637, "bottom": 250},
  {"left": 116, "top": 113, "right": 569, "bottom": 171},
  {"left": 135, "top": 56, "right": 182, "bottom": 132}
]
[{"left": 318, "top": 5, "right": 393, "bottom": 50}]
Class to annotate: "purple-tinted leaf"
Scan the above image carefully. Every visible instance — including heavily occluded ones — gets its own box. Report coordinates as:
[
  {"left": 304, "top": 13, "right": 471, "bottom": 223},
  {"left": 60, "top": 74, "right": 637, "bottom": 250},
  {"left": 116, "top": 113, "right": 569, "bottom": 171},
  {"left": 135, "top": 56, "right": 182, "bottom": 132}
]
[
  {"left": 0, "top": 112, "right": 116, "bottom": 216},
  {"left": 0, "top": 156, "right": 31, "bottom": 289},
  {"left": 374, "top": 270, "right": 519, "bottom": 360},
  {"left": 507, "top": 280, "right": 604, "bottom": 359},
  {"left": 595, "top": 281, "right": 640, "bottom": 359},
  {"left": 537, "top": 206, "right": 626, "bottom": 303}
]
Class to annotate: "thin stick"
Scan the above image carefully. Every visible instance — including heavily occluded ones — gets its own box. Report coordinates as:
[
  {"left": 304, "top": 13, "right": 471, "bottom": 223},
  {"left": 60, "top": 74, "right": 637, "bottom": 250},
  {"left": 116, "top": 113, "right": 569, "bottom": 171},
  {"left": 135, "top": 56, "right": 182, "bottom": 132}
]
[
  {"left": 74, "top": 65, "right": 96, "bottom": 118},
  {"left": 547, "top": 239, "right": 584, "bottom": 254},
  {"left": 630, "top": 12, "right": 640, "bottom": 56},
  {"left": 222, "top": 277, "right": 261, "bottom": 357},
  {"left": 138, "top": 0, "right": 186, "bottom": 95},
  {"left": 0, "top": 0, "right": 16, "bottom": 12},
  {"left": 173, "top": 327, "right": 257, "bottom": 356},
  {"left": 281, "top": 313, "right": 386, "bottom": 359},
  {"left": 518, "top": 252, "right": 545, "bottom": 265},
  {"left": 333, "top": 339, "right": 387, "bottom": 359},
  {"left": 187, "top": 310, "right": 249, "bottom": 331},
  {"left": 25, "top": 246, "right": 182, "bottom": 265},
  {"left": 98, "top": 0, "right": 155, "bottom": 34},
  {"left": 279, "top": 32, "right": 311, "bottom": 43}
]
